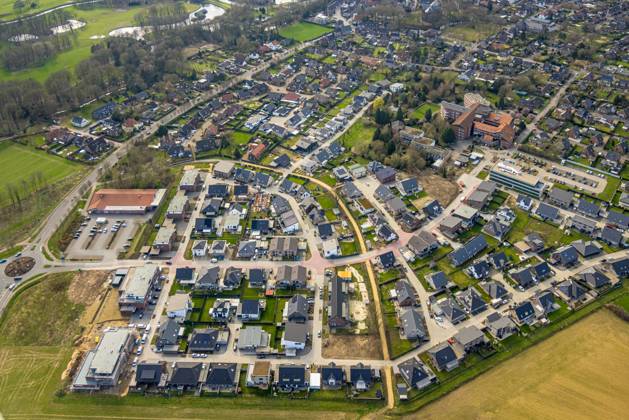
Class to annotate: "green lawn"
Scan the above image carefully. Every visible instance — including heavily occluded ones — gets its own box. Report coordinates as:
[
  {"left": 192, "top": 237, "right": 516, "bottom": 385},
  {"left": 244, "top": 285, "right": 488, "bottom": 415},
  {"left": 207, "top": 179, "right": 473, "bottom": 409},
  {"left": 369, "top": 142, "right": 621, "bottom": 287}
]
[
  {"left": 0, "top": 142, "right": 80, "bottom": 206},
  {"left": 231, "top": 130, "right": 254, "bottom": 146},
  {"left": 278, "top": 21, "right": 333, "bottom": 42},
  {"left": 338, "top": 118, "right": 375, "bottom": 150},
  {"left": 599, "top": 176, "right": 621, "bottom": 202},
  {"left": 411, "top": 103, "right": 439, "bottom": 120},
  {"left": 506, "top": 209, "right": 587, "bottom": 248}
]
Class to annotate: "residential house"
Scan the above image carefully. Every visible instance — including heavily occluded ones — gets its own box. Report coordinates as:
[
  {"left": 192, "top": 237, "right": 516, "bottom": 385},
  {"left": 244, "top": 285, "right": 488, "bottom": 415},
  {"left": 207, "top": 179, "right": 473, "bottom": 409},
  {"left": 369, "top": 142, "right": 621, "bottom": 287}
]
[
  {"left": 320, "top": 364, "right": 345, "bottom": 390},
  {"left": 452, "top": 325, "right": 487, "bottom": 353},
  {"left": 448, "top": 236, "right": 488, "bottom": 267},
  {"left": 286, "top": 295, "right": 309, "bottom": 323},
  {"left": 246, "top": 361, "right": 271, "bottom": 389},
  {"left": 407, "top": 231, "right": 439, "bottom": 258},
  {"left": 349, "top": 363, "right": 374, "bottom": 392},
  {"left": 579, "top": 267, "right": 610, "bottom": 289},
  {"left": 275, "top": 265, "right": 308, "bottom": 289},
  {"left": 484, "top": 312, "right": 517, "bottom": 340},
  {"left": 427, "top": 342, "right": 460, "bottom": 372},
  {"left": 276, "top": 365, "right": 309, "bottom": 392},
  {"left": 205, "top": 363, "right": 238, "bottom": 393},
  {"left": 398, "top": 357, "right": 436, "bottom": 391},
  {"left": 399, "top": 309, "right": 426, "bottom": 341},
  {"left": 328, "top": 274, "right": 350, "bottom": 329},
  {"left": 196, "top": 267, "right": 221, "bottom": 291}
]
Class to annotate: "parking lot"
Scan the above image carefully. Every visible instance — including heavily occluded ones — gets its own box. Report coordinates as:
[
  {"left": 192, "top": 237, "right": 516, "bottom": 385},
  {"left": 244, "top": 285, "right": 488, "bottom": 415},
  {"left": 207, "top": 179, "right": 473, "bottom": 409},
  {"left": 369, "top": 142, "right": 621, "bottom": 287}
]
[{"left": 65, "top": 214, "right": 151, "bottom": 261}]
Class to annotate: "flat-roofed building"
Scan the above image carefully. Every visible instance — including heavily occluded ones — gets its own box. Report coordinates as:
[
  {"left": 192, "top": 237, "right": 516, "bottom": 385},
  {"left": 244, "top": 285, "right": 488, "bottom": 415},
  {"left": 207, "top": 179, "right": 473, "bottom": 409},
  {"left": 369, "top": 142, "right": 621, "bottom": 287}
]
[
  {"left": 118, "top": 265, "right": 161, "bottom": 313},
  {"left": 72, "top": 329, "right": 134, "bottom": 391},
  {"left": 88, "top": 189, "right": 166, "bottom": 214},
  {"left": 489, "top": 161, "right": 546, "bottom": 198}
]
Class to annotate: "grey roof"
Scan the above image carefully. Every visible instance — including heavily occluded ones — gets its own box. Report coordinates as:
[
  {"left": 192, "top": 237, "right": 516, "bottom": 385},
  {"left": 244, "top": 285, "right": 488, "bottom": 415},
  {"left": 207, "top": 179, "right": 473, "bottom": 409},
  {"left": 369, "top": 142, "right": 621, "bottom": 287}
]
[
  {"left": 329, "top": 275, "right": 349, "bottom": 327},
  {"left": 283, "top": 321, "right": 308, "bottom": 343},
  {"left": 548, "top": 188, "right": 574, "bottom": 206},
  {"left": 197, "top": 267, "right": 220, "bottom": 288},
  {"left": 237, "top": 240, "right": 257, "bottom": 258},
  {"left": 248, "top": 268, "right": 266, "bottom": 286},
  {"left": 238, "top": 326, "right": 268, "bottom": 349},
  {"left": 454, "top": 325, "right": 485, "bottom": 346},
  {"left": 578, "top": 267, "right": 610, "bottom": 288},
  {"left": 395, "top": 280, "right": 416, "bottom": 305},
  {"left": 536, "top": 202, "right": 559, "bottom": 220},
  {"left": 610, "top": 257, "right": 629, "bottom": 277},
  {"left": 576, "top": 199, "right": 600, "bottom": 217},
  {"left": 408, "top": 231, "right": 438, "bottom": 255},
  {"left": 600, "top": 226, "right": 622, "bottom": 246},
  {"left": 375, "top": 184, "right": 395, "bottom": 201},
  {"left": 552, "top": 245, "right": 579, "bottom": 266},
  {"left": 482, "top": 219, "right": 510, "bottom": 240},
  {"left": 399, "top": 309, "right": 426, "bottom": 340},
  {"left": 287, "top": 295, "right": 309, "bottom": 322},
  {"left": 457, "top": 287, "right": 487, "bottom": 314},
  {"left": 571, "top": 240, "right": 601, "bottom": 257},
  {"left": 487, "top": 251, "right": 508, "bottom": 270},
  {"left": 557, "top": 280, "right": 587, "bottom": 301},
  {"left": 449, "top": 235, "right": 488, "bottom": 267},
  {"left": 607, "top": 210, "right": 629, "bottom": 230},
  {"left": 427, "top": 271, "right": 448, "bottom": 290},
  {"left": 87, "top": 329, "right": 131, "bottom": 376},
  {"left": 482, "top": 281, "right": 509, "bottom": 300},
  {"left": 159, "top": 319, "right": 180, "bottom": 346}
]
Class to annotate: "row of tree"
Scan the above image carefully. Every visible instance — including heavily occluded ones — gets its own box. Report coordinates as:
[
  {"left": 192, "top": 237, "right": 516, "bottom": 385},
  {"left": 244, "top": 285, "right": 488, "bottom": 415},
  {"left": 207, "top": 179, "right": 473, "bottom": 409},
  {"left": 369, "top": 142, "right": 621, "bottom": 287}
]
[{"left": 3, "top": 34, "right": 72, "bottom": 71}]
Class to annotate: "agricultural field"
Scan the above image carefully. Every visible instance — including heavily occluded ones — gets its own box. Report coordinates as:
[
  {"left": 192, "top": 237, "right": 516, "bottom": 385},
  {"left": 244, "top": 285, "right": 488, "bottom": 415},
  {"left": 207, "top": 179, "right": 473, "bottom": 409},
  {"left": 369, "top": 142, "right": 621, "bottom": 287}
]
[
  {"left": 411, "top": 310, "right": 629, "bottom": 419},
  {"left": 0, "top": 141, "right": 81, "bottom": 206},
  {"left": 279, "top": 21, "right": 333, "bottom": 42}
]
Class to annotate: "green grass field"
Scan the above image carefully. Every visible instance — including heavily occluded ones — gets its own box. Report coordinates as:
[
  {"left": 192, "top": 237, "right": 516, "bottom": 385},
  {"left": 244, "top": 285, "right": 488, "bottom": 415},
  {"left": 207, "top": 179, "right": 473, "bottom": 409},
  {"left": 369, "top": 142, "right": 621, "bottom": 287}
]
[
  {"left": 0, "top": 142, "right": 80, "bottom": 206},
  {"left": 338, "top": 117, "right": 375, "bottom": 150},
  {"left": 279, "top": 21, "right": 333, "bottom": 42},
  {"left": 0, "top": 3, "right": 199, "bottom": 82},
  {"left": 0, "top": 0, "right": 68, "bottom": 22}
]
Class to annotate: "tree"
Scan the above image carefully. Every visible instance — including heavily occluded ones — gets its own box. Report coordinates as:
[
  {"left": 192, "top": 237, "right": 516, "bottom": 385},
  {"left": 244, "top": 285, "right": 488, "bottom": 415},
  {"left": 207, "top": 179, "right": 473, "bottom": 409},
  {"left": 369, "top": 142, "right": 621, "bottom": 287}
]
[
  {"left": 13, "top": 0, "right": 25, "bottom": 14},
  {"left": 424, "top": 108, "right": 432, "bottom": 122},
  {"left": 441, "top": 127, "right": 456, "bottom": 144},
  {"left": 395, "top": 107, "right": 404, "bottom": 122},
  {"left": 156, "top": 125, "right": 168, "bottom": 137}
]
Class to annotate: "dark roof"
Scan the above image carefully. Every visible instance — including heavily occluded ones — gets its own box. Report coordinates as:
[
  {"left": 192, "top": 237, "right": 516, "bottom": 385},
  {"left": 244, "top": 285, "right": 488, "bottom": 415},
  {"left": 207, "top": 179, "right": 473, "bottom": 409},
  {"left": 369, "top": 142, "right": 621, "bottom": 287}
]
[
  {"left": 449, "top": 236, "right": 488, "bottom": 267},
  {"left": 579, "top": 267, "right": 610, "bottom": 288},
  {"left": 576, "top": 199, "right": 600, "bottom": 217},
  {"left": 349, "top": 364, "right": 372, "bottom": 385},
  {"left": 159, "top": 319, "right": 180, "bottom": 346},
  {"left": 240, "top": 299, "right": 260, "bottom": 316},
  {"left": 198, "top": 267, "right": 220, "bottom": 287},
  {"left": 536, "top": 203, "right": 559, "bottom": 220},
  {"left": 532, "top": 261, "right": 551, "bottom": 279},
  {"left": 169, "top": 363, "right": 203, "bottom": 387},
  {"left": 427, "top": 271, "right": 448, "bottom": 289},
  {"left": 176, "top": 267, "right": 195, "bottom": 281},
  {"left": 511, "top": 267, "right": 535, "bottom": 288},
  {"left": 398, "top": 358, "right": 431, "bottom": 388},
  {"left": 189, "top": 329, "right": 219, "bottom": 351},
  {"left": 552, "top": 245, "right": 579, "bottom": 266},
  {"left": 467, "top": 260, "right": 491, "bottom": 279},
  {"left": 278, "top": 365, "right": 306, "bottom": 387},
  {"left": 600, "top": 226, "right": 622, "bottom": 246},
  {"left": 607, "top": 210, "right": 629, "bottom": 230},
  {"left": 317, "top": 222, "right": 334, "bottom": 238},
  {"left": 610, "top": 257, "right": 629, "bottom": 277},
  {"left": 320, "top": 365, "right": 344, "bottom": 384},
  {"left": 557, "top": 280, "right": 586, "bottom": 301},
  {"left": 248, "top": 268, "right": 266, "bottom": 286},
  {"left": 206, "top": 363, "right": 237, "bottom": 387},
  {"left": 423, "top": 199, "right": 443, "bottom": 218},
  {"left": 428, "top": 343, "right": 457, "bottom": 369},
  {"left": 136, "top": 362, "right": 162, "bottom": 385},
  {"left": 514, "top": 301, "right": 535, "bottom": 322},
  {"left": 487, "top": 251, "right": 508, "bottom": 270},
  {"left": 571, "top": 240, "right": 601, "bottom": 257},
  {"left": 207, "top": 184, "right": 229, "bottom": 197},
  {"left": 548, "top": 188, "right": 574, "bottom": 206},
  {"left": 378, "top": 251, "right": 395, "bottom": 268}
]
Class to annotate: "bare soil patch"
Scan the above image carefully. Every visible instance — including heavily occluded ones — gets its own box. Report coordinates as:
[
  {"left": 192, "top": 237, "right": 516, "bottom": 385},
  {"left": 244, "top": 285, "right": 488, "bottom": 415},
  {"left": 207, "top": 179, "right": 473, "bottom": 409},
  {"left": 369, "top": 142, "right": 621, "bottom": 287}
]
[
  {"left": 417, "top": 173, "right": 459, "bottom": 207},
  {"left": 323, "top": 333, "right": 382, "bottom": 359},
  {"left": 4, "top": 256, "right": 35, "bottom": 277}
]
